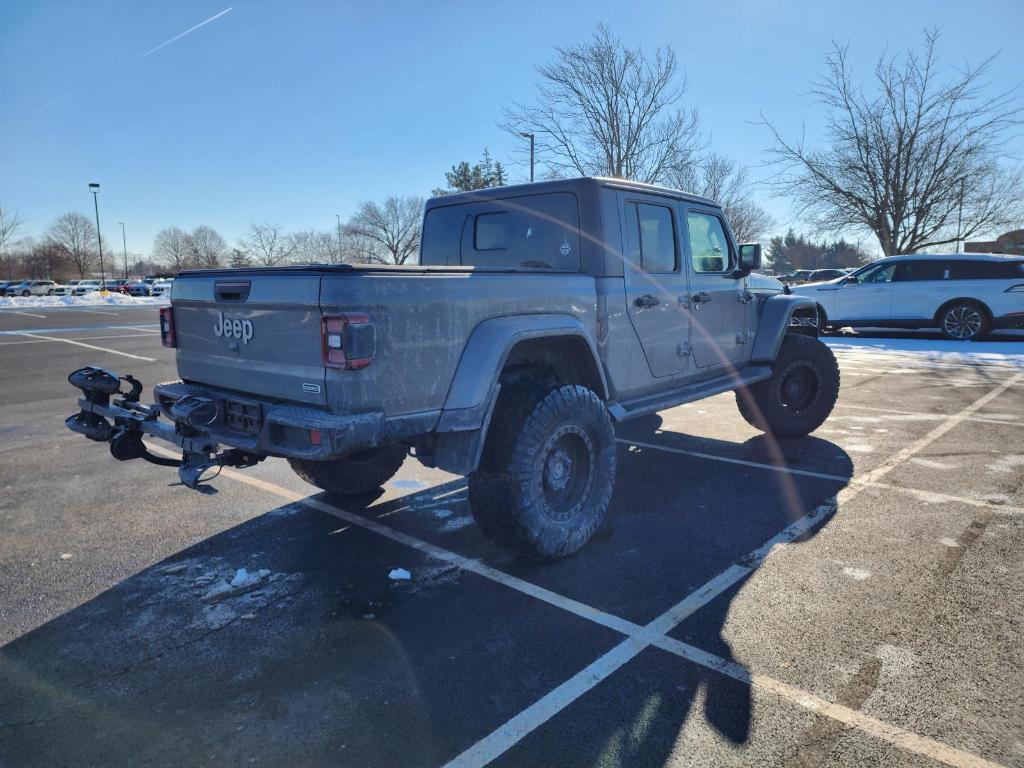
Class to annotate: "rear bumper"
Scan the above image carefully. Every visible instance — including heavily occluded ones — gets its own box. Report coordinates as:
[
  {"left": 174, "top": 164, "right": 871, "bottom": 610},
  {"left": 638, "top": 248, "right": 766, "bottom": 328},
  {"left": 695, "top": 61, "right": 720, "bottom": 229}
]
[{"left": 154, "top": 381, "right": 386, "bottom": 460}]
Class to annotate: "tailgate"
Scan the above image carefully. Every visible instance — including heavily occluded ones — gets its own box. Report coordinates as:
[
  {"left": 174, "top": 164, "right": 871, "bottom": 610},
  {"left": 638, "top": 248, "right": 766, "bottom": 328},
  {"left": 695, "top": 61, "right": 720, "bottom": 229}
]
[{"left": 172, "top": 274, "right": 326, "bottom": 406}]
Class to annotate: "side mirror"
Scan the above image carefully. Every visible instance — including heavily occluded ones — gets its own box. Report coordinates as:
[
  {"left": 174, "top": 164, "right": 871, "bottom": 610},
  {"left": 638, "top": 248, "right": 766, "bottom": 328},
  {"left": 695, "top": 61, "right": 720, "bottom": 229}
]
[{"left": 738, "top": 243, "right": 762, "bottom": 272}]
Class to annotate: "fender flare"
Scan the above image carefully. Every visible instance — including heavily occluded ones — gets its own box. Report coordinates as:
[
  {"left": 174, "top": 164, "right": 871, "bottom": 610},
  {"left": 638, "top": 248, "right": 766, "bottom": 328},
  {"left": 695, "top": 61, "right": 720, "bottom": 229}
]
[
  {"left": 750, "top": 293, "right": 818, "bottom": 363},
  {"left": 436, "top": 313, "right": 606, "bottom": 433}
]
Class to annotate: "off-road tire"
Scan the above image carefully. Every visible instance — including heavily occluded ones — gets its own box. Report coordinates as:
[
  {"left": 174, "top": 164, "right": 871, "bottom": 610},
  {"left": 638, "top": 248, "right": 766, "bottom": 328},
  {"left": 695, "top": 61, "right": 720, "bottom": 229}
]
[
  {"left": 735, "top": 334, "right": 840, "bottom": 437},
  {"left": 939, "top": 301, "right": 990, "bottom": 341},
  {"left": 468, "top": 383, "right": 616, "bottom": 560},
  {"left": 288, "top": 445, "right": 407, "bottom": 496}
]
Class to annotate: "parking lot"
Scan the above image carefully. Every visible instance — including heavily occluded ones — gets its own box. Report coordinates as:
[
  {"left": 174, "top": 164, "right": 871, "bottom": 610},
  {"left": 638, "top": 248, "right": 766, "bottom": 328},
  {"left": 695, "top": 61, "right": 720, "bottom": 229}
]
[{"left": 1, "top": 306, "right": 1022, "bottom": 767}]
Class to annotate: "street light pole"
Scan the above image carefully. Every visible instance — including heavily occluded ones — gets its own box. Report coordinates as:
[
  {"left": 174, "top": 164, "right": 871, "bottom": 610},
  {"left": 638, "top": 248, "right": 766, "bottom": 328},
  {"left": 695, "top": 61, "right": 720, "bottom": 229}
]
[
  {"left": 335, "top": 214, "right": 344, "bottom": 264},
  {"left": 88, "top": 183, "right": 106, "bottom": 284},
  {"left": 118, "top": 222, "right": 128, "bottom": 278},
  {"left": 519, "top": 132, "right": 535, "bottom": 182}
]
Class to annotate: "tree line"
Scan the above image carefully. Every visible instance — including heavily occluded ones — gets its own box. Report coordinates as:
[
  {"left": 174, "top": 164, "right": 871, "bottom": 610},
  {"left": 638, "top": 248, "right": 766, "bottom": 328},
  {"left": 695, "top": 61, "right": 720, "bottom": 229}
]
[{"left": 2, "top": 26, "right": 1020, "bottom": 279}]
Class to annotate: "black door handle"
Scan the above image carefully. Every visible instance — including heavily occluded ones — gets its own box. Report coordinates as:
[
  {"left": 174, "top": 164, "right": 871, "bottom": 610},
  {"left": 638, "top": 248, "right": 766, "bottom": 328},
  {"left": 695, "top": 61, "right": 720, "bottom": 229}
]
[
  {"left": 692, "top": 291, "right": 712, "bottom": 304},
  {"left": 634, "top": 294, "right": 660, "bottom": 308}
]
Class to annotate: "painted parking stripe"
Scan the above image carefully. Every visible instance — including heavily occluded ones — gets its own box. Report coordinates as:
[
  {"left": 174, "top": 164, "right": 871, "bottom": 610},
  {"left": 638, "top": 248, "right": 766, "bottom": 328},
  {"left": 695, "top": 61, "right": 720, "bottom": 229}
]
[
  {"left": 618, "top": 439, "right": 1024, "bottom": 516},
  {"left": 144, "top": 383, "right": 1017, "bottom": 768},
  {"left": 0, "top": 333, "right": 157, "bottom": 347},
  {"left": 0, "top": 323, "right": 160, "bottom": 336},
  {"left": 14, "top": 311, "right": 47, "bottom": 318},
  {"left": 444, "top": 373, "right": 1022, "bottom": 768},
  {"left": 15, "top": 332, "right": 156, "bottom": 362}
]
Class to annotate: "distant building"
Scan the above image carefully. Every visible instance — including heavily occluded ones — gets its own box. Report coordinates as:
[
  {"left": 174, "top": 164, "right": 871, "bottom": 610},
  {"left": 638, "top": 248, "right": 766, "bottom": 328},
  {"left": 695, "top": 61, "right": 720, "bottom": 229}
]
[{"left": 965, "top": 229, "right": 1024, "bottom": 255}]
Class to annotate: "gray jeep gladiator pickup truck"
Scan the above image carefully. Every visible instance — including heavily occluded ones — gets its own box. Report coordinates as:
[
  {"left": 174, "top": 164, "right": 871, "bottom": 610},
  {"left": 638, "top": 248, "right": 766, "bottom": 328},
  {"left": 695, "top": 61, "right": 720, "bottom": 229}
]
[{"left": 65, "top": 177, "right": 839, "bottom": 559}]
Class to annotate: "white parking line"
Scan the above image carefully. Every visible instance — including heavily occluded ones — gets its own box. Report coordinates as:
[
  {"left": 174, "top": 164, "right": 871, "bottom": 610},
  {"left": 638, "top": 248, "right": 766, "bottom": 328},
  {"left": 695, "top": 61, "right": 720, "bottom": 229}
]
[
  {"left": 142, "top": 365, "right": 1019, "bottom": 768},
  {"left": 445, "top": 373, "right": 1022, "bottom": 768},
  {"left": 0, "top": 333, "right": 157, "bottom": 347},
  {"left": 618, "top": 439, "right": 1024, "bottom": 516},
  {"left": 14, "top": 311, "right": 47, "bottom": 318},
  {"left": 75, "top": 309, "right": 120, "bottom": 316},
  {"left": 835, "top": 402, "right": 1021, "bottom": 427},
  {"left": 14, "top": 332, "right": 156, "bottom": 362}
]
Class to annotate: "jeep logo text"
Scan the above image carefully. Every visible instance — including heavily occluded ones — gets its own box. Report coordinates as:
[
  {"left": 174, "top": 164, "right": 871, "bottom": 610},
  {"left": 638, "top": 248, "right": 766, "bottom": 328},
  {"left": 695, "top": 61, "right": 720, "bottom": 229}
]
[{"left": 213, "top": 311, "right": 253, "bottom": 344}]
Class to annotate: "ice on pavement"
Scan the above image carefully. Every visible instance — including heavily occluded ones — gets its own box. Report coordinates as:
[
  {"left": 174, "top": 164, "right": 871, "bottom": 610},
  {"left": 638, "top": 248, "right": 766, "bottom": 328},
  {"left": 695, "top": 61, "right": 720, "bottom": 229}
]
[
  {"left": 388, "top": 568, "right": 412, "bottom": 581},
  {"left": 230, "top": 568, "right": 260, "bottom": 588}
]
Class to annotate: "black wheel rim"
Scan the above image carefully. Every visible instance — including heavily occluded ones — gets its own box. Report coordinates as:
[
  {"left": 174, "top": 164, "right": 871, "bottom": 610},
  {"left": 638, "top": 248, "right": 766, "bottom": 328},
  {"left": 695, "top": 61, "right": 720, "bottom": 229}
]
[
  {"left": 536, "top": 424, "right": 595, "bottom": 523},
  {"left": 778, "top": 363, "right": 820, "bottom": 413}
]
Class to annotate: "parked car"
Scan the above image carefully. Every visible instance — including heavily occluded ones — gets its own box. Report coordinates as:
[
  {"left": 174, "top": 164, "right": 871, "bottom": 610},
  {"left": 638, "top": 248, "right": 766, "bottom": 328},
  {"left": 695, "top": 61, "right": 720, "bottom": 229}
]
[
  {"left": 64, "top": 176, "right": 840, "bottom": 560},
  {"left": 7, "top": 280, "right": 56, "bottom": 297},
  {"left": 0, "top": 280, "right": 23, "bottom": 296},
  {"left": 150, "top": 279, "right": 174, "bottom": 298},
  {"left": 126, "top": 281, "right": 152, "bottom": 296},
  {"left": 99, "top": 280, "right": 130, "bottom": 294},
  {"left": 779, "top": 269, "right": 813, "bottom": 284},
  {"left": 791, "top": 253, "right": 1024, "bottom": 340},
  {"left": 49, "top": 282, "right": 73, "bottom": 296},
  {"left": 71, "top": 280, "right": 102, "bottom": 296},
  {"left": 806, "top": 268, "right": 849, "bottom": 283}
]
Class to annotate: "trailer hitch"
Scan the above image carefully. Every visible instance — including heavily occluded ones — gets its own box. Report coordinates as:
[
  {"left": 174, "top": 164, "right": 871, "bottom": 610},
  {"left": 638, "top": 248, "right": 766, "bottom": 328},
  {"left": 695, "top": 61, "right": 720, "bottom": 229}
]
[{"left": 65, "top": 366, "right": 264, "bottom": 490}]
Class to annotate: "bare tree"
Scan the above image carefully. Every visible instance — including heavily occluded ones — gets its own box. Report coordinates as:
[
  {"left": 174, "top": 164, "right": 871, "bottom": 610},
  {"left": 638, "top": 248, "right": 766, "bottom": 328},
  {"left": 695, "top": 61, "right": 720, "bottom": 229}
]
[
  {"left": 288, "top": 229, "right": 341, "bottom": 264},
  {"left": 502, "top": 24, "right": 702, "bottom": 183},
  {"left": 763, "top": 30, "right": 1024, "bottom": 255},
  {"left": 0, "top": 208, "right": 26, "bottom": 276},
  {"left": 238, "top": 222, "right": 296, "bottom": 266},
  {"left": 670, "top": 153, "right": 775, "bottom": 242},
  {"left": 46, "top": 212, "right": 100, "bottom": 278},
  {"left": 152, "top": 227, "right": 194, "bottom": 272},
  {"left": 344, "top": 197, "right": 423, "bottom": 265},
  {"left": 189, "top": 225, "right": 227, "bottom": 268}
]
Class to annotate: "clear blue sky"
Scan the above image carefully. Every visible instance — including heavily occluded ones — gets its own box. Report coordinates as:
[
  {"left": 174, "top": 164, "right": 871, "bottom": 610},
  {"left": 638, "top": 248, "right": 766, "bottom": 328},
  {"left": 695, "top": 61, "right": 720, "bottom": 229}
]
[{"left": 2, "top": 0, "right": 1023, "bottom": 256}]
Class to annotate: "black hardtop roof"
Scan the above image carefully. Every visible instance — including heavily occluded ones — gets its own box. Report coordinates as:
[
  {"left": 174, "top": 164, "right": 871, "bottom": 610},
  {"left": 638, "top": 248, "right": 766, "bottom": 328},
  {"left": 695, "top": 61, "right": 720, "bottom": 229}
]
[{"left": 425, "top": 176, "right": 720, "bottom": 210}]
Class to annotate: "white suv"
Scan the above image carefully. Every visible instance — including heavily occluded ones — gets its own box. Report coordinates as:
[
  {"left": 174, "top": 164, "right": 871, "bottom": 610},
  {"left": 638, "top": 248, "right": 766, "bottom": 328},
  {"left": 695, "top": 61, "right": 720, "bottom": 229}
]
[
  {"left": 792, "top": 253, "right": 1024, "bottom": 340},
  {"left": 11, "top": 280, "right": 57, "bottom": 297}
]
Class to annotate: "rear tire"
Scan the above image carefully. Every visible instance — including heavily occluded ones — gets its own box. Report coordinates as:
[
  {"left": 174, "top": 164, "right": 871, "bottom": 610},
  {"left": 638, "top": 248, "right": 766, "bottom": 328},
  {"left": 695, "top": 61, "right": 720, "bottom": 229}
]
[
  {"left": 736, "top": 334, "right": 840, "bottom": 437},
  {"left": 288, "top": 445, "right": 407, "bottom": 496},
  {"left": 468, "top": 383, "right": 616, "bottom": 560},
  {"left": 939, "top": 301, "right": 990, "bottom": 341}
]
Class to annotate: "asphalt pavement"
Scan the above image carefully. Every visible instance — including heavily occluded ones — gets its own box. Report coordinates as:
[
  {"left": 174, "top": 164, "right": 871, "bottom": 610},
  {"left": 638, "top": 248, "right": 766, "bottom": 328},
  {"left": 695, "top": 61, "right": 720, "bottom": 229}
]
[{"left": 0, "top": 306, "right": 1021, "bottom": 768}]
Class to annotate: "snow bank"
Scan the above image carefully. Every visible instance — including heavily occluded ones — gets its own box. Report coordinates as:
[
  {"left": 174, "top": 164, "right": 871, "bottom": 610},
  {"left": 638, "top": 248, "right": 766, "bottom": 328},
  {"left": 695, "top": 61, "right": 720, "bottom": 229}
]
[
  {"left": 0, "top": 293, "right": 168, "bottom": 309},
  {"left": 824, "top": 333, "right": 1024, "bottom": 366}
]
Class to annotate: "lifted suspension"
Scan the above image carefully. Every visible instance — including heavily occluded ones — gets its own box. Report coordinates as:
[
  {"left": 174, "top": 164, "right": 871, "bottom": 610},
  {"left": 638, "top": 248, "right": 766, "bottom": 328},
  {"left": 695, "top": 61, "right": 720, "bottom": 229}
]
[{"left": 65, "top": 366, "right": 264, "bottom": 489}]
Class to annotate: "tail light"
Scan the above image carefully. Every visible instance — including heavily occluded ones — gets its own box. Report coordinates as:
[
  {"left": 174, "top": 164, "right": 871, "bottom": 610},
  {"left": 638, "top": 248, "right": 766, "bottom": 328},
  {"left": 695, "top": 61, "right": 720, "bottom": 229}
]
[
  {"left": 159, "top": 307, "right": 176, "bottom": 348},
  {"left": 322, "top": 313, "right": 374, "bottom": 369}
]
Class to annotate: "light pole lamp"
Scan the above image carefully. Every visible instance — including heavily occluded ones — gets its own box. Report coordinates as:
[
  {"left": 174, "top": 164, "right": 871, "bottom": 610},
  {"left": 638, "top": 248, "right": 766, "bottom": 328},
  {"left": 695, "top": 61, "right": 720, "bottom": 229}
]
[
  {"left": 88, "top": 183, "right": 106, "bottom": 283},
  {"left": 119, "top": 222, "right": 128, "bottom": 278},
  {"left": 519, "top": 132, "right": 535, "bottom": 182},
  {"left": 336, "top": 214, "right": 344, "bottom": 263}
]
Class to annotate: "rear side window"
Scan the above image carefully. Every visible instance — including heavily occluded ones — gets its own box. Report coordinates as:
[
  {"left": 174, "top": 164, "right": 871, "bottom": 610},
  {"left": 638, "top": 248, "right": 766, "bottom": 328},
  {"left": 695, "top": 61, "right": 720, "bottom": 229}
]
[
  {"left": 893, "top": 260, "right": 950, "bottom": 281},
  {"left": 420, "top": 192, "right": 581, "bottom": 269},
  {"left": 951, "top": 260, "right": 1024, "bottom": 279},
  {"left": 624, "top": 202, "right": 677, "bottom": 273}
]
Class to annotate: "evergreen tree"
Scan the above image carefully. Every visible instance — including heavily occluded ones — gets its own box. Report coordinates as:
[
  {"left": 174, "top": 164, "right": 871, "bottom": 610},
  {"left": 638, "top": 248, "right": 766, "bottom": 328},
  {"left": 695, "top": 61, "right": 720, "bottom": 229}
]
[{"left": 433, "top": 148, "right": 507, "bottom": 196}]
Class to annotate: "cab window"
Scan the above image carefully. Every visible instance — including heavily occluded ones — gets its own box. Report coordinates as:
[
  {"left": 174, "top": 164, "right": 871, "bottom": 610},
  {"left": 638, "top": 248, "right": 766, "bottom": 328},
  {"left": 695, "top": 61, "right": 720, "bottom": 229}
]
[
  {"left": 686, "top": 212, "right": 731, "bottom": 273},
  {"left": 624, "top": 202, "right": 676, "bottom": 273},
  {"left": 855, "top": 263, "right": 898, "bottom": 283}
]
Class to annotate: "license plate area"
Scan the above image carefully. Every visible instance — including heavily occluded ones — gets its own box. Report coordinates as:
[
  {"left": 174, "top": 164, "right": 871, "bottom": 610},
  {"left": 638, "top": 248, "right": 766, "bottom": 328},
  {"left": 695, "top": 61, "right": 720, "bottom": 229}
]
[{"left": 222, "top": 398, "right": 262, "bottom": 435}]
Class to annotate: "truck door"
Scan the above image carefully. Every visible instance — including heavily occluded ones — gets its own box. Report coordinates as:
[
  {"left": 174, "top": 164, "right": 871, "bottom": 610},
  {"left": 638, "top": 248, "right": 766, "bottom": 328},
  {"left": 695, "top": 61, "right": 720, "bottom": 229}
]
[
  {"left": 682, "top": 208, "right": 752, "bottom": 369},
  {"left": 621, "top": 197, "right": 691, "bottom": 378}
]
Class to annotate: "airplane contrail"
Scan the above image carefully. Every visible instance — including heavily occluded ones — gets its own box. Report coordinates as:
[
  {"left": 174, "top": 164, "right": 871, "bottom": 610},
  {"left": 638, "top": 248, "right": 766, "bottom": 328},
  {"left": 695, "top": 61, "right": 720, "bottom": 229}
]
[{"left": 140, "top": 7, "right": 233, "bottom": 58}]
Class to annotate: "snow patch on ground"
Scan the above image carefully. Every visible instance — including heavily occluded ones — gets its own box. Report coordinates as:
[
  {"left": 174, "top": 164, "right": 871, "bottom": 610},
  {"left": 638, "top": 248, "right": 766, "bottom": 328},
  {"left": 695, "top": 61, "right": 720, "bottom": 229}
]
[
  {"left": 824, "top": 335, "right": 1024, "bottom": 366},
  {"left": 987, "top": 455, "right": 1024, "bottom": 474},
  {"left": 842, "top": 566, "right": 872, "bottom": 581},
  {"left": 440, "top": 515, "right": 474, "bottom": 532},
  {"left": 388, "top": 567, "right": 411, "bottom": 581},
  {"left": 0, "top": 294, "right": 168, "bottom": 309}
]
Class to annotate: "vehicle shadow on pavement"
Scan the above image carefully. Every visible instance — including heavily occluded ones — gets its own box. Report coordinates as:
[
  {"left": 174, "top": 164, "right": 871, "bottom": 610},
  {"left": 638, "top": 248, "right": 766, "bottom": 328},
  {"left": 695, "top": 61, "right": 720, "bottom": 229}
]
[{"left": 0, "top": 423, "right": 852, "bottom": 768}]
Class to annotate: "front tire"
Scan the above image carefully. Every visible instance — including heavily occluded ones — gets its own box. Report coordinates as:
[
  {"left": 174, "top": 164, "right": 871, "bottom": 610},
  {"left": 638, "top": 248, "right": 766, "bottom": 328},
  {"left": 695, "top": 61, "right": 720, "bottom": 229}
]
[
  {"left": 288, "top": 445, "right": 407, "bottom": 496},
  {"left": 468, "top": 383, "right": 616, "bottom": 560},
  {"left": 736, "top": 334, "right": 840, "bottom": 437},
  {"left": 939, "top": 301, "right": 990, "bottom": 341}
]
